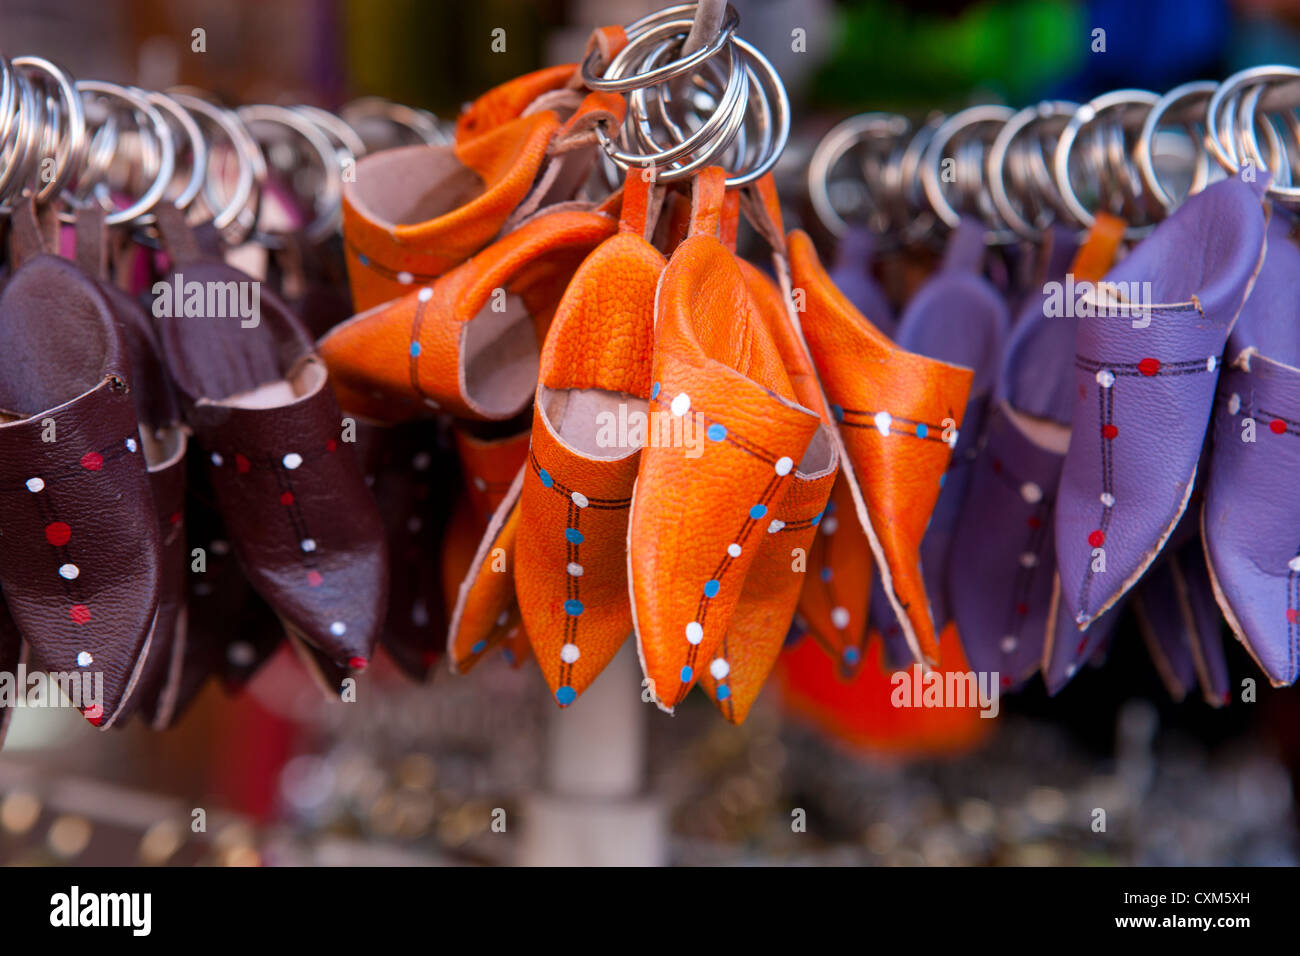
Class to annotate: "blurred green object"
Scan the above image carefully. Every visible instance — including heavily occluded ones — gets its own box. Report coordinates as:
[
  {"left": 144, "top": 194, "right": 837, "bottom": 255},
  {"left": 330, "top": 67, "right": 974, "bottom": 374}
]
[{"left": 814, "top": 0, "right": 1085, "bottom": 109}]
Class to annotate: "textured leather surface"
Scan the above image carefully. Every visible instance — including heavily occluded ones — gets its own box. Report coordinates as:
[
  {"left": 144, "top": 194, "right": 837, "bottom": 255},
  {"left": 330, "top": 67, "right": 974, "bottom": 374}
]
[
  {"left": 828, "top": 226, "right": 895, "bottom": 336},
  {"left": 1131, "top": 554, "right": 1200, "bottom": 701},
  {"left": 1054, "top": 177, "right": 1268, "bottom": 629},
  {"left": 797, "top": 476, "right": 874, "bottom": 674},
  {"left": 0, "top": 254, "right": 161, "bottom": 728},
  {"left": 320, "top": 209, "right": 618, "bottom": 422},
  {"left": 630, "top": 171, "right": 822, "bottom": 713},
  {"left": 0, "top": 598, "right": 23, "bottom": 746},
  {"left": 343, "top": 112, "right": 561, "bottom": 312},
  {"left": 516, "top": 175, "right": 665, "bottom": 708},
  {"left": 788, "top": 229, "right": 972, "bottom": 665},
  {"left": 1040, "top": 575, "right": 1124, "bottom": 695},
  {"left": 454, "top": 425, "right": 532, "bottom": 526},
  {"left": 455, "top": 64, "right": 577, "bottom": 143}
]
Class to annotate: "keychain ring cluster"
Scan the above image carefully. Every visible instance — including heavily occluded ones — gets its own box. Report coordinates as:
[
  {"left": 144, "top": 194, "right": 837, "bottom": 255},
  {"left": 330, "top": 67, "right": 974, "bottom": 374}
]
[
  {"left": 809, "top": 63, "right": 1300, "bottom": 246},
  {"left": 585, "top": 2, "right": 790, "bottom": 187}
]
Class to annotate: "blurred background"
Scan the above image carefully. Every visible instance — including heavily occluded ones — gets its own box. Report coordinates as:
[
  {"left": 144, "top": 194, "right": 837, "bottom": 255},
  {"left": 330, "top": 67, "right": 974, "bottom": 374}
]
[{"left": 2, "top": 0, "right": 1300, "bottom": 866}]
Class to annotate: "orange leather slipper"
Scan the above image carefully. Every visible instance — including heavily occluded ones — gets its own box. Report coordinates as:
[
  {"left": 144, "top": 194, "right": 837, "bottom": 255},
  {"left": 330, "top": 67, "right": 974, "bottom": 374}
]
[
  {"left": 446, "top": 468, "right": 525, "bottom": 673},
  {"left": 515, "top": 171, "right": 666, "bottom": 708},
  {"left": 320, "top": 206, "right": 619, "bottom": 423},
  {"left": 629, "top": 168, "right": 823, "bottom": 714},
  {"left": 787, "top": 229, "right": 973, "bottom": 666},
  {"left": 454, "top": 425, "right": 531, "bottom": 526}
]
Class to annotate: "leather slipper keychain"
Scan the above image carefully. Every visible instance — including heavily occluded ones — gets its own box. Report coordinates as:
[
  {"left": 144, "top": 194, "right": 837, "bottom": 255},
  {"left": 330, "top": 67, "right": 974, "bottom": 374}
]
[
  {"left": 951, "top": 217, "right": 1122, "bottom": 690},
  {"left": 72, "top": 205, "right": 191, "bottom": 726},
  {"left": 0, "top": 197, "right": 162, "bottom": 727},
  {"left": 828, "top": 225, "right": 896, "bottom": 337},
  {"left": 514, "top": 167, "right": 666, "bottom": 709},
  {"left": 151, "top": 204, "right": 388, "bottom": 685},
  {"left": 785, "top": 228, "right": 973, "bottom": 666},
  {"left": 629, "top": 167, "right": 824, "bottom": 713},
  {"left": 1202, "top": 204, "right": 1300, "bottom": 689},
  {"left": 1053, "top": 174, "right": 1269, "bottom": 630}
]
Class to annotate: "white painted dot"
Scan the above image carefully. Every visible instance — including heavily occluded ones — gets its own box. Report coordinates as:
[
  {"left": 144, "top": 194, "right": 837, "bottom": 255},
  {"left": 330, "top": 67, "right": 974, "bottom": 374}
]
[
  {"left": 774, "top": 456, "right": 793, "bottom": 476},
  {"left": 1207, "top": 355, "right": 1217, "bottom": 372},
  {"left": 1100, "top": 492, "right": 1115, "bottom": 507},
  {"left": 210, "top": 539, "right": 230, "bottom": 556},
  {"left": 210, "top": 452, "right": 223, "bottom": 466},
  {"left": 1000, "top": 635, "right": 1017, "bottom": 653},
  {"left": 25, "top": 477, "right": 44, "bottom": 493},
  {"left": 397, "top": 270, "right": 414, "bottom": 285},
  {"left": 58, "top": 563, "right": 79, "bottom": 580},
  {"left": 567, "top": 562, "right": 584, "bottom": 577},
  {"left": 560, "top": 644, "right": 580, "bottom": 664},
  {"left": 125, "top": 437, "right": 138, "bottom": 453},
  {"left": 496, "top": 610, "right": 509, "bottom": 627},
  {"left": 1288, "top": 556, "right": 1300, "bottom": 573},
  {"left": 571, "top": 491, "right": 589, "bottom": 508},
  {"left": 821, "top": 516, "right": 839, "bottom": 535},
  {"left": 412, "top": 452, "right": 431, "bottom": 471},
  {"left": 411, "top": 599, "right": 429, "bottom": 627},
  {"left": 282, "top": 452, "right": 303, "bottom": 470},
  {"left": 76, "top": 651, "right": 93, "bottom": 667},
  {"left": 710, "top": 658, "right": 730, "bottom": 680},
  {"left": 671, "top": 393, "right": 691, "bottom": 417},
  {"left": 1095, "top": 369, "right": 1115, "bottom": 388},
  {"left": 874, "top": 411, "right": 892, "bottom": 436},
  {"left": 768, "top": 519, "right": 786, "bottom": 533},
  {"left": 227, "top": 642, "right": 254, "bottom": 666},
  {"left": 830, "top": 606, "right": 851, "bottom": 629},
  {"left": 1020, "top": 482, "right": 1042, "bottom": 504},
  {"left": 300, "top": 538, "right": 317, "bottom": 552},
  {"left": 686, "top": 621, "right": 703, "bottom": 645},
  {"left": 946, "top": 429, "right": 959, "bottom": 449},
  {"left": 727, "top": 543, "right": 742, "bottom": 558},
  {"left": 474, "top": 477, "right": 487, "bottom": 491},
  {"left": 423, "top": 398, "right": 441, "bottom": 410},
  {"left": 329, "top": 621, "right": 347, "bottom": 636},
  {"left": 1065, "top": 663, "right": 1078, "bottom": 678},
  {"left": 1228, "top": 393, "right": 1241, "bottom": 415},
  {"left": 417, "top": 287, "right": 433, "bottom": 303},
  {"left": 1019, "top": 552, "right": 1038, "bottom": 569}
]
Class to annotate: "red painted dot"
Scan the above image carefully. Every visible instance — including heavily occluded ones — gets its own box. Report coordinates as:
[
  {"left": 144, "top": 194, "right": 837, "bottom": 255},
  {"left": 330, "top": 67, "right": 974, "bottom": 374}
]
[
  {"left": 45, "top": 522, "right": 72, "bottom": 546},
  {"left": 307, "top": 571, "right": 323, "bottom": 588},
  {"left": 1138, "top": 357, "right": 1160, "bottom": 376},
  {"left": 1270, "top": 418, "right": 1286, "bottom": 434},
  {"left": 280, "top": 491, "right": 295, "bottom": 506},
  {"left": 1076, "top": 636, "right": 1089, "bottom": 655},
  {"left": 1001, "top": 675, "right": 1012, "bottom": 687},
  {"left": 1102, "top": 424, "right": 1118, "bottom": 440},
  {"left": 348, "top": 656, "right": 368, "bottom": 670},
  {"left": 1016, "top": 602, "right": 1028, "bottom": 616},
  {"left": 69, "top": 604, "right": 91, "bottom": 625},
  {"left": 235, "top": 453, "right": 251, "bottom": 473},
  {"left": 169, "top": 511, "right": 183, "bottom": 525},
  {"left": 1088, "top": 530, "right": 1106, "bottom": 547},
  {"left": 1027, "top": 516, "right": 1042, "bottom": 529},
  {"left": 326, "top": 439, "right": 338, "bottom": 452},
  {"left": 992, "top": 460, "right": 1003, "bottom": 474},
  {"left": 1287, "top": 608, "right": 1299, "bottom": 624},
  {"left": 80, "top": 452, "right": 103, "bottom": 471},
  {"left": 83, "top": 704, "right": 103, "bottom": 726},
  {"left": 421, "top": 651, "right": 439, "bottom": 666}
]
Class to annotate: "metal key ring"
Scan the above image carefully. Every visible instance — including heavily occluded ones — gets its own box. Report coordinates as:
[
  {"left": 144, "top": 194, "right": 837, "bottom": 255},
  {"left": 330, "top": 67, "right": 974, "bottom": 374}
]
[
  {"left": 1236, "top": 82, "right": 1300, "bottom": 202},
  {"left": 12, "top": 56, "right": 86, "bottom": 203},
  {"left": 168, "top": 91, "right": 259, "bottom": 237},
  {"left": 808, "top": 112, "right": 909, "bottom": 237},
  {"left": 988, "top": 101, "right": 1078, "bottom": 240},
  {"left": 0, "top": 66, "right": 44, "bottom": 207},
  {"left": 69, "top": 81, "right": 175, "bottom": 226},
  {"left": 139, "top": 89, "right": 209, "bottom": 215},
  {"left": 921, "top": 103, "right": 1017, "bottom": 245},
  {"left": 1134, "top": 80, "right": 1221, "bottom": 213},
  {"left": 1053, "top": 89, "right": 1159, "bottom": 238},
  {"left": 295, "top": 104, "right": 366, "bottom": 164},
  {"left": 582, "top": 4, "right": 738, "bottom": 93},
  {"left": 339, "top": 97, "right": 447, "bottom": 149},
  {"left": 237, "top": 103, "right": 342, "bottom": 247},
  {"left": 1205, "top": 64, "right": 1300, "bottom": 191}
]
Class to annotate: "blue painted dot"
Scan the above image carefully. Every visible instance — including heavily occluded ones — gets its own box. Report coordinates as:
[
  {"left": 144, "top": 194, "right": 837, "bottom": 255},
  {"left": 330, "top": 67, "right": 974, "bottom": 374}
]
[
  {"left": 939, "top": 473, "right": 947, "bottom": 488},
  {"left": 651, "top": 382, "right": 661, "bottom": 399},
  {"left": 471, "top": 640, "right": 487, "bottom": 654},
  {"left": 812, "top": 510, "right": 824, "bottom": 525},
  {"left": 503, "top": 649, "right": 515, "bottom": 665},
  {"left": 915, "top": 423, "right": 928, "bottom": 439},
  {"left": 565, "top": 527, "right": 584, "bottom": 544},
  {"left": 707, "top": 423, "right": 727, "bottom": 442},
  {"left": 409, "top": 342, "right": 422, "bottom": 357},
  {"left": 556, "top": 686, "right": 577, "bottom": 705},
  {"left": 716, "top": 685, "right": 731, "bottom": 700},
  {"left": 821, "top": 567, "right": 832, "bottom": 581},
  {"left": 826, "top": 500, "right": 838, "bottom": 515},
  {"left": 539, "top": 469, "right": 553, "bottom": 488},
  {"left": 843, "top": 646, "right": 861, "bottom": 665},
  {"left": 564, "top": 599, "right": 584, "bottom": 616},
  {"left": 680, "top": 666, "right": 693, "bottom": 682},
  {"left": 358, "top": 254, "right": 370, "bottom": 267},
  {"left": 749, "top": 503, "right": 768, "bottom": 520},
  {"left": 831, "top": 404, "right": 845, "bottom": 422},
  {"left": 704, "top": 579, "right": 720, "bottom": 598}
]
